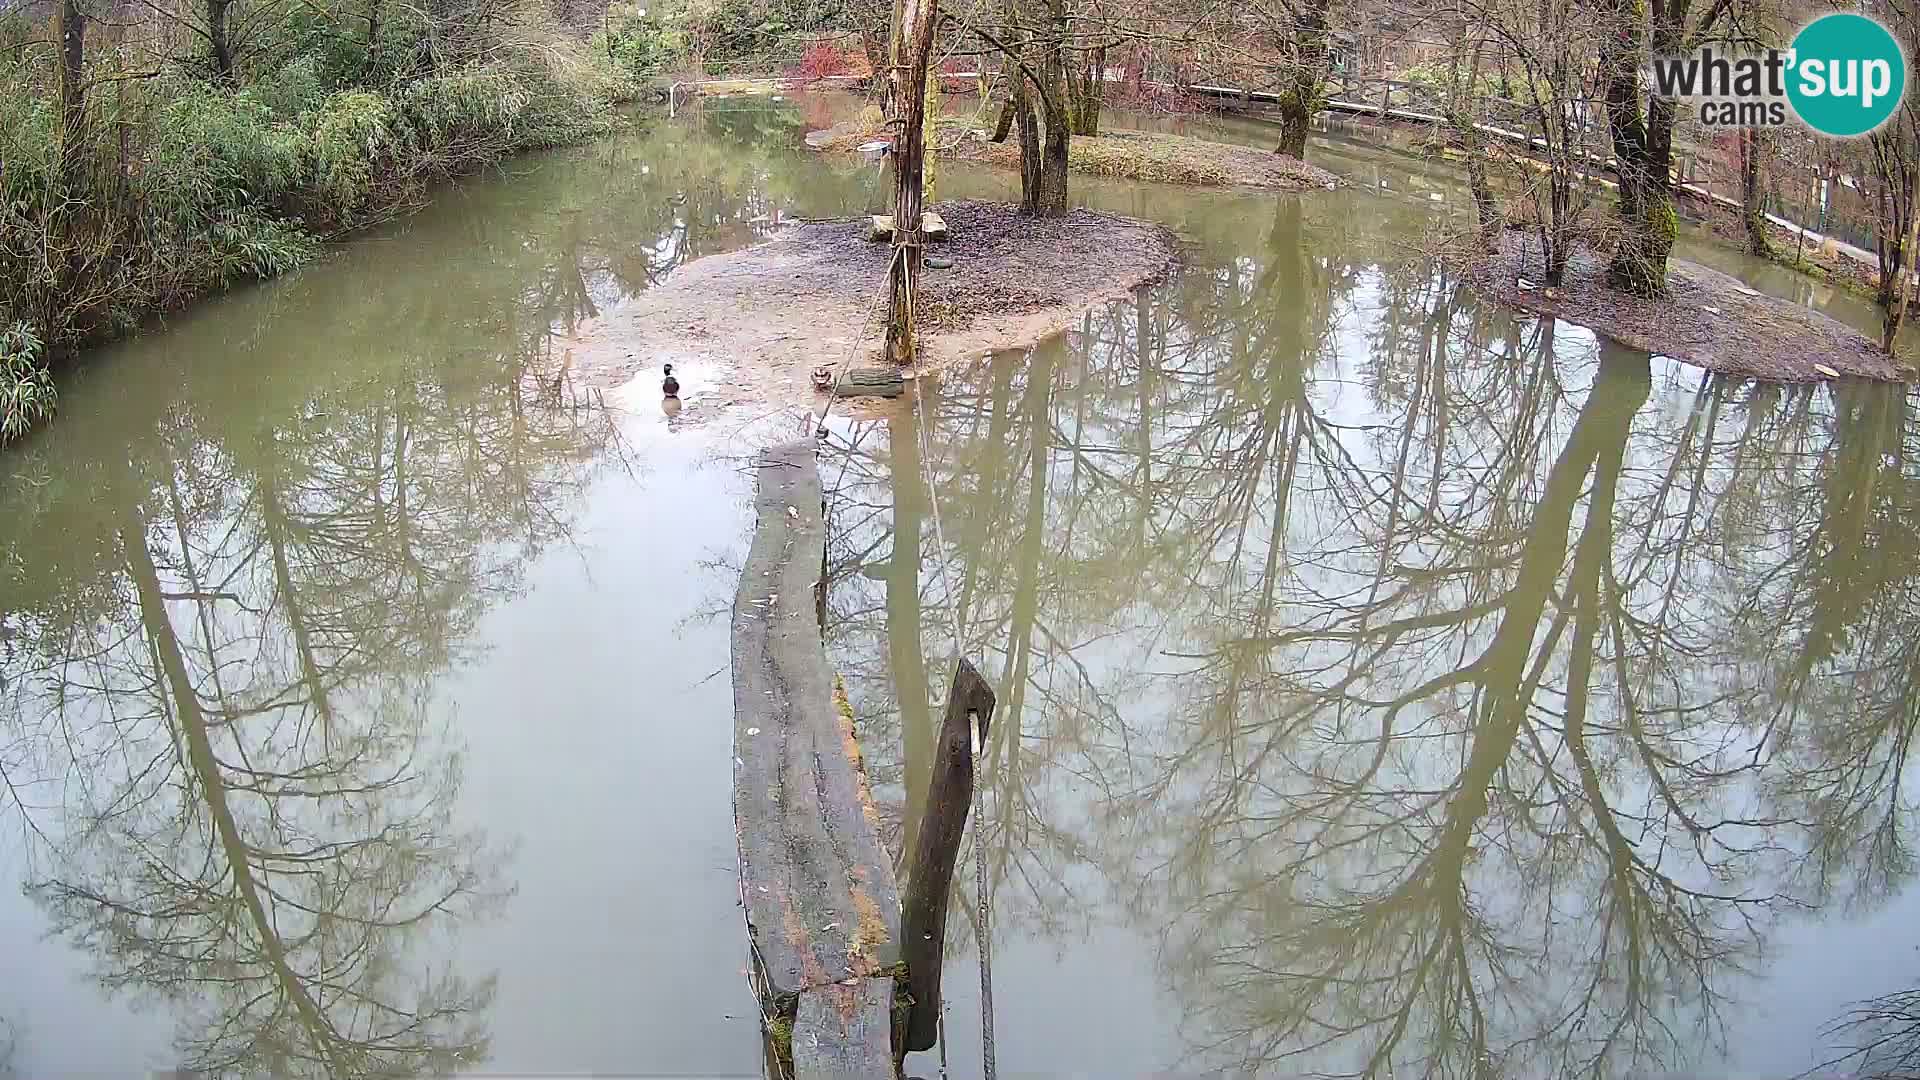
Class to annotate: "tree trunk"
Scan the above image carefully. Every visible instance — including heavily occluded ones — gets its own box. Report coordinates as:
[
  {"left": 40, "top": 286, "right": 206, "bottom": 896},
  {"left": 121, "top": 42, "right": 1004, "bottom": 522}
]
[
  {"left": 1014, "top": 81, "right": 1043, "bottom": 208},
  {"left": 1870, "top": 130, "right": 1915, "bottom": 330},
  {"left": 1740, "top": 128, "right": 1773, "bottom": 258},
  {"left": 1449, "top": 38, "right": 1498, "bottom": 245},
  {"left": 1066, "top": 45, "right": 1103, "bottom": 136},
  {"left": 1273, "top": 0, "right": 1329, "bottom": 160},
  {"left": 993, "top": 47, "right": 1023, "bottom": 145},
  {"left": 883, "top": 0, "right": 938, "bottom": 364},
  {"left": 1883, "top": 161, "right": 1920, "bottom": 353},
  {"left": 990, "top": 97, "right": 1015, "bottom": 141},
  {"left": 876, "top": 0, "right": 905, "bottom": 117},
  {"left": 57, "top": 0, "right": 86, "bottom": 191},
  {"left": 922, "top": 54, "right": 939, "bottom": 206},
  {"left": 367, "top": 0, "right": 384, "bottom": 75},
  {"left": 1018, "top": 37, "right": 1069, "bottom": 216},
  {"left": 1036, "top": 110, "right": 1069, "bottom": 214},
  {"left": 1602, "top": 92, "right": 1675, "bottom": 295},
  {"left": 1274, "top": 101, "right": 1310, "bottom": 157},
  {"left": 1599, "top": 0, "right": 1675, "bottom": 296},
  {"left": 208, "top": 0, "right": 235, "bottom": 82}
]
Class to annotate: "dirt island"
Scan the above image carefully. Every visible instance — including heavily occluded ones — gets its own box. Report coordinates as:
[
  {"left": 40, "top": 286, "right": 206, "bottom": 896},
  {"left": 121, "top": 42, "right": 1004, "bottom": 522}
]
[
  {"left": 1468, "top": 232, "right": 1911, "bottom": 383},
  {"left": 563, "top": 199, "right": 1181, "bottom": 413}
]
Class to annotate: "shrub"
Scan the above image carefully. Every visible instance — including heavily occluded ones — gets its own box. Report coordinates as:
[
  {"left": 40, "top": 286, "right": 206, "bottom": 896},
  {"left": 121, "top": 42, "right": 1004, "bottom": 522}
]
[
  {"left": 305, "top": 90, "right": 403, "bottom": 212},
  {"left": 790, "top": 40, "right": 850, "bottom": 84},
  {"left": 682, "top": 0, "right": 846, "bottom": 61},
  {"left": 0, "top": 2, "right": 624, "bottom": 370},
  {"left": 251, "top": 56, "right": 328, "bottom": 121},
  {"left": 0, "top": 323, "right": 54, "bottom": 446},
  {"left": 600, "top": 5, "right": 686, "bottom": 77},
  {"left": 148, "top": 84, "right": 306, "bottom": 215}
]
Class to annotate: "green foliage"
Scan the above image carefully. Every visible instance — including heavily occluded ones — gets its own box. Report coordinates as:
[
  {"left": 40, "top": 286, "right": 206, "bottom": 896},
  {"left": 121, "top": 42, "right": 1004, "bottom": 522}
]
[
  {"left": 0, "top": 74, "right": 56, "bottom": 196},
  {"left": 305, "top": 90, "right": 403, "bottom": 211},
  {"left": 0, "top": 2, "right": 624, "bottom": 366},
  {"left": 598, "top": 4, "right": 687, "bottom": 76},
  {"left": 681, "top": 0, "right": 847, "bottom": 60},
  {"left": 1401, "top": 59, "right": 1535, "bottom": 106},
  {"left": 0, "top": 322, "right": 54, "bottom": 446},
  {"left": 0, "top": 12, "right": 32, "bottom": 63},
  {"left": 250, "top": 56, "right": 328, "bottom": 120},
  {"left": 148, "top": 85, "right": 306, "bottom": 214}
]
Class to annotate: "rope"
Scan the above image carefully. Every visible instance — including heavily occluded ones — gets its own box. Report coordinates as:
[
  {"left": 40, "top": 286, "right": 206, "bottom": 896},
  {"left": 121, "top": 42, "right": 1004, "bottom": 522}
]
[
  {"left": 813, "top": 247, "right": 900, "bottom": 440},
  {"left": 807, "top": 115, "right": 997, "bottom": 1073},
  {"left": 904, "top": 338, "right": 996, "bottom": 1080},
  {"left": 937, "top": 996, "right": 951, "bottom": 1079},
  {"left": 973, "top": 717, "right": 996, "bottom": 1080}
]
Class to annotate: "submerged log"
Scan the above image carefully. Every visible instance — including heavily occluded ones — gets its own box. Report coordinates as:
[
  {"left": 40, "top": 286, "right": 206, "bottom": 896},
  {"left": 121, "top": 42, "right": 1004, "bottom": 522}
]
[
  {"left": 898, "top": 659, "right": 996, "bottom": 1052},
  {"left": 733, "top": 440, "right": 901, "bottom": 1079}
]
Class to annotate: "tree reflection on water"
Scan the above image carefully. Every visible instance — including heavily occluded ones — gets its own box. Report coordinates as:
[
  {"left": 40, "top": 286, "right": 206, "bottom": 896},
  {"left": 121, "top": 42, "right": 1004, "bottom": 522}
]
[
  {"left": 826, "top": 189, "right": 1920, "bottom": 1078},
  {"left": 0, "top": 173, "right": 637, "bottom": 1076}
]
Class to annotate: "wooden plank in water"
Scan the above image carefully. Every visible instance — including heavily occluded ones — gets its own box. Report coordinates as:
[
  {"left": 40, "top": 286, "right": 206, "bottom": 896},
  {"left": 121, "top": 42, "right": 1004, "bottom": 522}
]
[
  {"left": 792, "top": 977, "right": 895, "bottom": 1076},
  {"left": 732, "top": 440, "right": 901, "bottom": 1079}
]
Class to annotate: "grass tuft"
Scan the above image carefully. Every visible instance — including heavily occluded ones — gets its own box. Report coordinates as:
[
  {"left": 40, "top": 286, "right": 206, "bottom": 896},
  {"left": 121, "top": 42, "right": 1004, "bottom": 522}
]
[{"left": 0, "top": 323, "right": 54, "bottom": 445}]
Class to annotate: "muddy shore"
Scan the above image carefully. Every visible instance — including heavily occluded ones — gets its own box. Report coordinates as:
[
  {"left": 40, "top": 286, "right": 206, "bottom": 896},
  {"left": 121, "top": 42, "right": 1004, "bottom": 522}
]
[
  {"left": 565, "top": 199, "right": 1180, "bottom": 413},
  {"left": 1468, "top": 232, "right": 1908, "bottom": 382}
]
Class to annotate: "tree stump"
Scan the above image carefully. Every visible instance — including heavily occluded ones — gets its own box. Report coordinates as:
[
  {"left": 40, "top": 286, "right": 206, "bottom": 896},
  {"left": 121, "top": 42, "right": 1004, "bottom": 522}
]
[{"left": 898, "top": 660, "right": 997, "bottom": 1052}]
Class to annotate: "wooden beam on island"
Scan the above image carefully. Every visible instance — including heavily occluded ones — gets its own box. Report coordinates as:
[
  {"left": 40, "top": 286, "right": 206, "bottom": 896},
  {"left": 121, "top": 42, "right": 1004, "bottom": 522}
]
[{"left": 732, "top": 440, "right": 901, "bottom": 1080}]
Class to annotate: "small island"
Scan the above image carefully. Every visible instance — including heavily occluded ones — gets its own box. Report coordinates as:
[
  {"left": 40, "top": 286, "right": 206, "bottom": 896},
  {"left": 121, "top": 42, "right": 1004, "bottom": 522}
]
[
  {"left": 564, "top": 200, "right": 1180, "bottom": 409},
  {"left": 1468, "top": 233, "right": 1908, "bottom": 382}
]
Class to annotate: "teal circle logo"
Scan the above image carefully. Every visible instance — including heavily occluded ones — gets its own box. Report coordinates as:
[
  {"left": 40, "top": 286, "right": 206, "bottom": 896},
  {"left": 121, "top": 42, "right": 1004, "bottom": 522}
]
[{"left": 1787, "top": 13, "right": 1906, "bottom": 137}]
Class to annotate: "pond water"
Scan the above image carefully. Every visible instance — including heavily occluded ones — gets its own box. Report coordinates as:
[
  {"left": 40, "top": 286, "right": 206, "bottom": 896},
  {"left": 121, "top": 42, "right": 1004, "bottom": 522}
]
[{"left": 1, "top": 93, "right": 1917, "bottom": 1079}]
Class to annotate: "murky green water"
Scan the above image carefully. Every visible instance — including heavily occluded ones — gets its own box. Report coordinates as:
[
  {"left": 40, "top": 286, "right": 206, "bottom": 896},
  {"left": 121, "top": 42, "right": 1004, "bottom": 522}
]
[{"left": 2, "top": 94, "right": 1917, "bottom": 1078}]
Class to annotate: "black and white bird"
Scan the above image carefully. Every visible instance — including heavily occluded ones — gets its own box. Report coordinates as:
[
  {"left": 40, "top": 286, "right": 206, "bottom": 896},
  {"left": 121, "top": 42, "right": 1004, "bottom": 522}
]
[{"left": 662, "top": 364, "right": 680, "bottom": 397}]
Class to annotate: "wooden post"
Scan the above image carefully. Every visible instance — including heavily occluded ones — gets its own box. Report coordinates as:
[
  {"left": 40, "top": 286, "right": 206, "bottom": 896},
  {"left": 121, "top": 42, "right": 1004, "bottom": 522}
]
[
  {"left": 884, "top": 0, "right": 939, "bottom": 365},
  {"left": 897, "top": 659, "right": 996, "bottom": 1053}
]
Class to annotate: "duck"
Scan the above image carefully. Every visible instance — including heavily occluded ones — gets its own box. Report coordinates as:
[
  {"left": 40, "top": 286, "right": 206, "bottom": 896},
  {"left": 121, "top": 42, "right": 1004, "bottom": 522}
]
[{"left": 662, "top": 364, "right": 680, "bottom": 397}]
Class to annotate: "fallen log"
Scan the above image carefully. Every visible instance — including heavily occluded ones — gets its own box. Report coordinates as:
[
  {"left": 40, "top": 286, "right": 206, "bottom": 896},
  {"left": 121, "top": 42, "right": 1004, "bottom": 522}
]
[{"left": 733, "top": 440, "right": 901, "bottom": 1079}]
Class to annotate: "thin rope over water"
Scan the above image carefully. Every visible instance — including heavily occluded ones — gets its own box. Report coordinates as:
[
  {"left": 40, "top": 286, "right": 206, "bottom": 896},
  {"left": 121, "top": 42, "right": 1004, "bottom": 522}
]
[
  {"left": 905, "top": 348, "right": 996, "bottom": 1080},
  {"left": 812, "top": 247, "right": 899, "bottom": 439},
  {"left": 813, "top": 219, "right": 997, "bottom": 1079}
]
